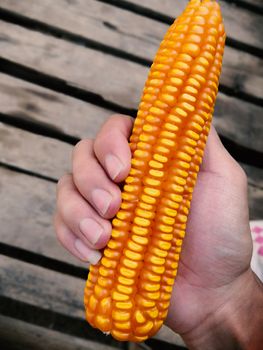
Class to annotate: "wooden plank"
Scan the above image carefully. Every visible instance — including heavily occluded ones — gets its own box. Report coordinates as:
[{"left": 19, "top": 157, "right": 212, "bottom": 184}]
[
  {"left": 0, "top": 21, "right": 262, "bottom": 152},
  {"left": 0, "top": 255, "right": 84, "bottom": 318},
  {"left": 0, "top": 122, "right": 72, "bottom": 179},
  {"left": 0, "top": 315, "right": 187, "bottom": 350},
  {"left": 0, "top": 255, "right": 184, "bottom": 346},
  {"left": 1, "top": 74, "right": 263, "bottom": 159},
  {"left": 0, "top": 315, "right": 118, "bottom": 350},
  {"left": 0, "top": 20, "right": 146, "bottom": 109},
  {"left": 127, "top": 0, "right": 263, "bottom": 50},
  {"left": 225, "top": 0, "right": 263, "bottom": 8},
  {"left": 0, "top": 73, "right": 111, "bottom": 140},
  {"left": 213, "top": 93, "right": 263, "bottom": 153},
  {"left": 0, "top": 166, "right": 81, "bottom": 266},
  {"left": 1, "top": 121, "right": 262, "bottom": 198},
  {"left": 0, "top": 158, "right": 261, "bottom": 271},
  {"left": 0, "top": 0, "right": 262, "bottom": 99}
]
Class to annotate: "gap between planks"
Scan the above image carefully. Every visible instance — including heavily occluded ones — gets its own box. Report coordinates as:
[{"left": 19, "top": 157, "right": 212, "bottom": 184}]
[
  {"left": 96, "top": 0, "right": 263, "bottom": 51},
  {"left": 0, "top": 254, "right": 185, "bottom": 348},
  {"left": 0, "top": 142, "right": 262, "bottom": 274},
  {"left": 1, "top": 118, "right": 262, "bottom": 183},
  {"left": 0, "top": 76, "right": 262, "bottom": 168},
  {"left": 0, "top": 21, "right": 262, "bottom": 152},
  {"left": 0, "top": 314, "right": 119, "bottom": 350},
  {"left": 0, "top": 0, "right": 262, "bottom": 103},
  {"left": 2, "top": 0, "right": 262, "bottom": 50}
]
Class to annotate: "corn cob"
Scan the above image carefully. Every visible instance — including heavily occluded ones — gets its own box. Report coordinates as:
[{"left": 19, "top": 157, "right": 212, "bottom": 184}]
[{"left": 84, "top": 0, "right": 225, "bottom": 342}]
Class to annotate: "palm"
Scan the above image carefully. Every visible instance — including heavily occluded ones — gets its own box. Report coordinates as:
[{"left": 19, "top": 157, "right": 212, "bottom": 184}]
[{"left": 167, "top": 168, "right": 252, "bottom": 334}]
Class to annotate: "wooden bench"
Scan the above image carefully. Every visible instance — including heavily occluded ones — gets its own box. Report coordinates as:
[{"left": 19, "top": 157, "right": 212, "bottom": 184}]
[{"left": 0, "top": 0, "right": 262, "bottom": 349}]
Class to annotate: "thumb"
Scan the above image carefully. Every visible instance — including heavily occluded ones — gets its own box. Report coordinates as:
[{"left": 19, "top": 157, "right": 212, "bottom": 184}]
[{"left": 201, "top": 126, "right": 241, "bottom": 177}]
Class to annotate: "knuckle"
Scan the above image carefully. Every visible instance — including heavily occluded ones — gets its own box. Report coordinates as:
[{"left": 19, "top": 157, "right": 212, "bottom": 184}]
[
  {"left": 72, "top": 139, "right": 93, "bottom": 160},
  {"left": 57, "top": 173, "right": 72, "bottom": 194},
  {"left": 72, "top": 165, "right": 87, "bottom": 194},
  {"left": 60, "top": 198, "right": 78, "bottom": 223}
]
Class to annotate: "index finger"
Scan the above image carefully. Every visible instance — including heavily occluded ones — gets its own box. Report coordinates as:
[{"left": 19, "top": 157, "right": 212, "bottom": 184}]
[{"left": 94, "top": 114, "right": 134, "bottom": 182}]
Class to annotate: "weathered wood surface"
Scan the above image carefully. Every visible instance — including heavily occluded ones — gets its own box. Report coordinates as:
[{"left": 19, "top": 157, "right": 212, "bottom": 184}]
[
  {"left": 1, "top": 74, "right": 262, "bottom": 159},
  {"left": 0, "top": 256, "right": 85, "bottom": 325},
  {"left": 0, "top": 316, "right": 184, "bottom": 350},
  {"left": 0, "top": 254, "right": 184, "bottom": 346},
  {"left": 2, "top": 0, "right": 262, "bottom": 51},
  {"left": 0, "top": 74, "right": 110, "bottom": 140},
  {"left": 128, "top": 0, "right": 263, "bottom": 50},
  {"left": 0, "top": 166, "right": 81, "bottom": 266},
  {"left": 0, "top": 160, "right": 261, "bottom": 273},
  {"left": 1, "top": 122, "right": 262, "bottom": 205},
  {"left": 0, "top": 315, "right": 117, "bottom": 350},
  {"left": 0, "top": 0, "right": 262, "bottom": 100},
  {"left": 0, "top": 73, "right": 111, "bottom": 140},
  {"left": 0, "top": 123, "right": 72, "bottom": 179},
  {"left": 0, "top": 22, "right": 262, "bottom": 152}
]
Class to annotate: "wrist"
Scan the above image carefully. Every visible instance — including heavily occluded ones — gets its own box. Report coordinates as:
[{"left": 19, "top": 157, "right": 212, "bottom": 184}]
[{"left": 182, "top": 269, "right": 263, "bottom": 350}]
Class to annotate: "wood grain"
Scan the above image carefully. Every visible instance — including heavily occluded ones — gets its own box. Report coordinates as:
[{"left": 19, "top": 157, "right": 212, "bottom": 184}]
[
  {"left": 0, "top": 255, "right": 84, "bottom": 317},
  {"left": 0, "top": 0, "right": 262, "bottom": 100},
  {"left": 1, "top": 75, "right": 262, "bottom": 157},
  {"left": 0, "top": 254, "right": 184, "bottom": 346},
  {"left": 0, "top": 22, "right": 262, "bottom": 152},
  {"left": 0, "top": 315, "right": 118, "bottom": 350},
  {"left": 0, "top": 122, "right": 72, "bottom": 179},
  {"left": 0, "top": 157, "right": 261, "bottom": 272},
  {"left": 127, "top": 0, "right": 263, "bottom": 50},
  {"left": 0, "top": 166, "right": 79, "bottom": 266},
  {"left": 1, "top": 121, "right": 262, "bottom": 197},
  {"left": 0, "top": 73, "right": 111, "bottom": 140}
]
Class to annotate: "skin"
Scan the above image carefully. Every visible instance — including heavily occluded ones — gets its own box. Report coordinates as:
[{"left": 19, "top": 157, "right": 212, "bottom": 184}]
[{"left": 55, "top": 114, "right": 263, "bottom": 349}]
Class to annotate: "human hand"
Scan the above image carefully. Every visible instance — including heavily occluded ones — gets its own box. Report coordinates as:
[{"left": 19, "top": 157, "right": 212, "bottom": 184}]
[
  {"left": 54, "top": 114, "right": 262, "bottom": 349},
  {"left": 54, "top": 115, "right": 133, "bottom": 264}
]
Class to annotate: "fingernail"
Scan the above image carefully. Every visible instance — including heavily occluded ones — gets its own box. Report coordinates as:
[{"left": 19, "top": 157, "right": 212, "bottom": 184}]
[
  {"left": 79, "top": 218, "right": 103, "bottom": 245},
  {"left": 105, "top": 154, "right": 124, "bottom": 180},
  {"left": 91, "top": 189, "right": 112, "bottom": 216},
  {"left": 75, "top": 239, "right": 102, "bottom": 264}
]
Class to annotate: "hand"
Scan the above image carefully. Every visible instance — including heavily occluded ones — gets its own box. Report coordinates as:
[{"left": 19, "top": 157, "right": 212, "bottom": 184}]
[
  {"left": 54, "top": 114, "right": 262, "bottom": 349},
  {"left": 54, "top": 115, "right": 133, "bottom": 264}
]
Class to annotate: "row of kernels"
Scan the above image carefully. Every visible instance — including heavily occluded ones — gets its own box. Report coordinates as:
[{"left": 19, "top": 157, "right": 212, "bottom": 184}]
[
  {"left": 124, "top": 177, "right": 140, "bottom": 189},
  {"left": 148, "top": 242, "right": 169, "bottom": 259},
  {"left": 141, "top": 281, "right": 161, "bottom": 293},
  {"left": 154, "top": 54, "right": 175, "bottom": 67},
  {"left": 140, "top": 289, "right": 161, "bottom": 302},
  {"left": 165, "top": 264, "right": 179, "bottom": 280},
  {"left": 181, "top": 100, "right": 196, "bottom": 114},
  {"left": 103, "top": 247, "right": 122, "bottom": 261},
  {"left": 140, "top": 269, "right": 162, "bottom": 284},
  {"left": 163, "top": 181, "right": 185, "bottom": 194},
  {"left": 111, "top": 227, "right": 128, "bottom": 242},
  {"left": 133, "top": 148, "right": 152, "bottom": 162},
  {"left": 173, "top": 227, "right": 186, "bottom": 239},
  {"left": 131, "top": 224, "right": 151, "bottom": 238},
  {"left": 116, "top": 209, "right": 134, "bottom": 222},
  {"left": 142, "top": 123, "right": 159, "bottom": 135}
]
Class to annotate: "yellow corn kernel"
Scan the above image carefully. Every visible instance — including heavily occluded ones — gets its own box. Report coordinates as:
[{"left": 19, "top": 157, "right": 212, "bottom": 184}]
[{"left": 84, "top": 0, "right": 225, "bottom": 342}]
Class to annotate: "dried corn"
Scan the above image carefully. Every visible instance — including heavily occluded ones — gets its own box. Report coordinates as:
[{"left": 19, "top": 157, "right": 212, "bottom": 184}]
[{"left": 84, "top": 0, "right": 226, "bottom": 342}]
